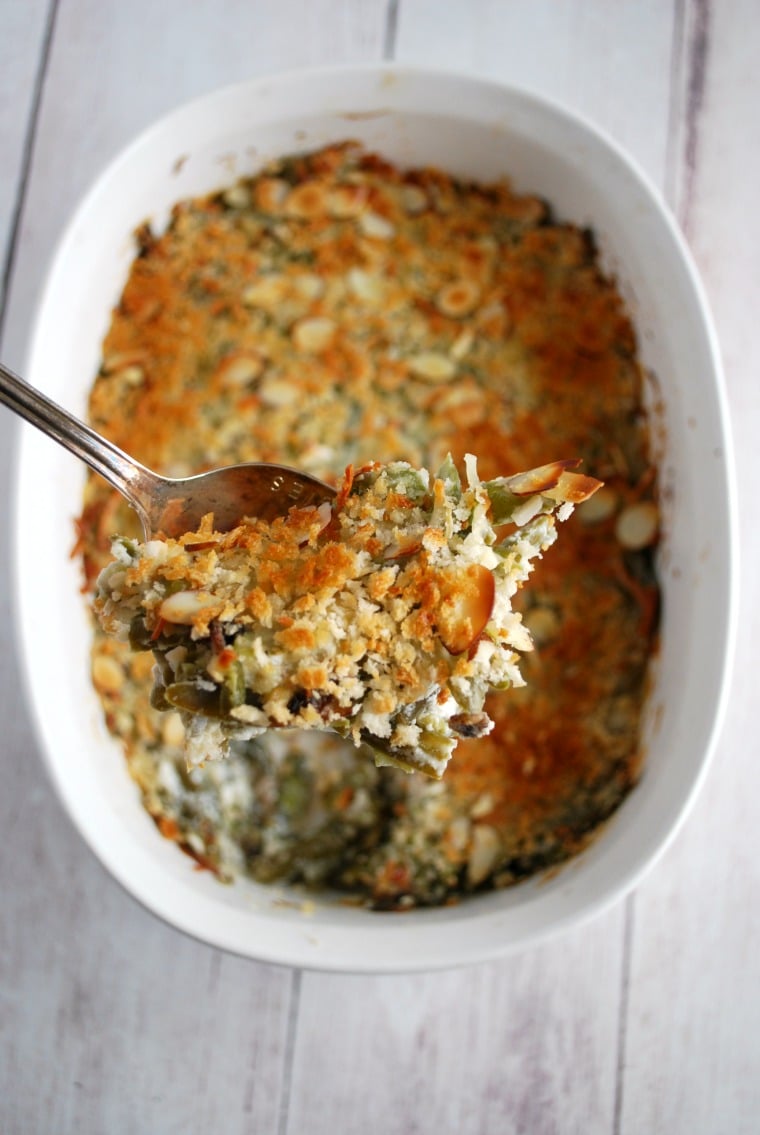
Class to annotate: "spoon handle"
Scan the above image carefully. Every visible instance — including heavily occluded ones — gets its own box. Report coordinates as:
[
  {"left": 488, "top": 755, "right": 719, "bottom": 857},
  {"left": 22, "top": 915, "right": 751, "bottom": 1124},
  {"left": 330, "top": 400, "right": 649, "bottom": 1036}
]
[{"left": 0, "top": 360, "right": 157, "bottom": 521}]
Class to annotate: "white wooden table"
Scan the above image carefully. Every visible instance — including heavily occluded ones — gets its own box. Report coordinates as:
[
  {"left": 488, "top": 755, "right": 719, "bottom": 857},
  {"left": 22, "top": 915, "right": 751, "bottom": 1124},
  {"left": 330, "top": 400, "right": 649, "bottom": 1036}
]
[{"left": 1, "top": 3, "right": 758, "bottom": 1132}]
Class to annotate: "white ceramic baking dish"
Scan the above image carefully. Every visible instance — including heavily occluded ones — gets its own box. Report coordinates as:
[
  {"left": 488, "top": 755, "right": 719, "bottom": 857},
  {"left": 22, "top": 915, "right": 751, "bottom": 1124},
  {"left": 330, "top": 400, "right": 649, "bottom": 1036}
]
[{"left": 13, "top": 65, "right": 737, "bottom": 971}]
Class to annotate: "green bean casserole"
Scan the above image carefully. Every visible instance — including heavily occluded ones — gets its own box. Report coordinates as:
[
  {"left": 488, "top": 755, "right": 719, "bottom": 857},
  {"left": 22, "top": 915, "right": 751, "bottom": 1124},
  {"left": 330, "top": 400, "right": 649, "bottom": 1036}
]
[{"left": 77, "top": 142, "right": 660, "bottom": 908}]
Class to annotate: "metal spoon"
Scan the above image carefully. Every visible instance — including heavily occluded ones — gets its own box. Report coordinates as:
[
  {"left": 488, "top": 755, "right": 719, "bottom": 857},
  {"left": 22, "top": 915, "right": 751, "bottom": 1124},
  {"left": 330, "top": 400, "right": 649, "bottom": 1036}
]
[
  {"left": 0, "top": 363, "right": 422, "bottom": 767},
  {"left": 0, "top": 361, "right": 336, "bottom": 536}
]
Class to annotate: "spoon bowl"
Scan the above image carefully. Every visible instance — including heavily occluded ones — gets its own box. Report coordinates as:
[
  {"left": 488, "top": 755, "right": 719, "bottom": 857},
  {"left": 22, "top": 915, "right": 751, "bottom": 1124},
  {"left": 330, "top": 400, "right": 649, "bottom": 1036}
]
[
  {"left": 128, "top": 461, "right": 336, "bottom": 538},
  {"left": 0, "top": 360, "right": 336, "bottom": 536}
]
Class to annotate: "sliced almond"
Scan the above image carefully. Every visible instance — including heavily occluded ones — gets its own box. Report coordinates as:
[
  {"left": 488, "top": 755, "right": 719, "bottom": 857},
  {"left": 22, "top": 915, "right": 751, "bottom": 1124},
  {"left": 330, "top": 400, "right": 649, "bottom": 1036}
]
[
  {"left": 505, "top": 461, "right": 602, "bottom": 505},
  {"left": 407, "top": 352, "right": 457, "bottom": 384},
  {"left": 511, "top": 496, "right": 545, "bottom": 527},
  {"left": 284, "top": 181, "right": 328, "bottom": 218},
  {"left": 358, "top": 211, "right": 395, "bottom": 240},
  {"left": 383, "top": 535, "right": 423, "bottom": 560},
  {"left": 436, "top": 563, "right": 495, "bottom": 655},
  {"left": 242, "top": 274, "right": 287, "bottom": 309},
  {"left": 213, "top": 352, "right": 264, "bottom": 389},
  {"left": 544, "top": 471, "right": 604, "bottom": 504},
  {"left": 159, "top": 590, "right": 218, "bottom": 625},
  {"left": 259, "top": 376, "right": 297, "bottom": 407},
  {"left": 578, "top": 485, "right": 618, "bottom": 524},
  {"left": 229, "top": 703, "right": 268, "bottom": 726},
  {"left": 470, "top": 792, "right": 495, "bottom": 820},
  {"left": 467, "top": 824, "right": 502, "bottom": 886},
  {"left": 293, "top": 317, "right": 336, "bottom": 353},
  {"left": 293, "top": 273, "right": 325, "bottom": 302},
  {"left": 222, "top": 184, "right": 251, "bottom": 209},
  {"left": 347, "top": 267, "right": 386, "bottom": 306},
  {"left": 505, "top": 460, "right": 581, "bottom": 496},
  {"left": 92, "top": 653, "right": 125, "bottom": 695},
  {"left": 116, "top": 365, "right": 145, "bottom": 388},
  {"left": 450, "top": 329, "right": 474, "bottom": 360},
  {"left": 445, "top": 816, "right": 472, "bottom": 854},
  {"left": 615, "top": 500, "right": 659, "bottom": 549}
]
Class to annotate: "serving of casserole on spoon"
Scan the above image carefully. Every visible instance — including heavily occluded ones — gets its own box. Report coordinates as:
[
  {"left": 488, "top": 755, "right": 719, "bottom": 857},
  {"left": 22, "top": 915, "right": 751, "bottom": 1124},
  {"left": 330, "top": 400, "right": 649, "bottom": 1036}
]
[{"left": 94, "top": 455, "right": 600, "bottom": 777}]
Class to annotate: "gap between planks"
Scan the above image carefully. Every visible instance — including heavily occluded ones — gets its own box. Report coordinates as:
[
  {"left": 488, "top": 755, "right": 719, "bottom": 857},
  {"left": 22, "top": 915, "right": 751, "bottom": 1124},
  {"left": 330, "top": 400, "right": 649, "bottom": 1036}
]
[
  {"left": 277, "top": 969, "right": 303, "bottom": 1135},
  {"left": 383, "top": 0, "right": 400, "bottom": 60},
  {"left": 0, "top": 0, "right": 60, "bottom": 344}
]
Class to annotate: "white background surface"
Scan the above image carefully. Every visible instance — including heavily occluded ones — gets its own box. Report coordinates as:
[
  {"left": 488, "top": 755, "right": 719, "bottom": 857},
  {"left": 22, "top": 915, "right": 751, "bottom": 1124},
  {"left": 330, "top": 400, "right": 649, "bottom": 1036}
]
[{"left": 0, "top": 2, "right": 757, "bottom": 1132}]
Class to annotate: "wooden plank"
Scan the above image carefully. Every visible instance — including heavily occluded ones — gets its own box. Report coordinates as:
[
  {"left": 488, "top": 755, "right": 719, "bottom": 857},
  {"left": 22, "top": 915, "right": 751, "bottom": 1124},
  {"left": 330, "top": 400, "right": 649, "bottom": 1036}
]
[
  {"left": 0, "top": 0, "right": 54, "bottom": 569},
  {"left": 0, "top": 7, "right": 74, "bottom": 1132},
  {"left": 287, "top": 915, "right": 624, "bottom": 1135},
  {"left": 3, "top": 873, "right": 294, "bottom": 1134},
  {"left": 619, "top": 2, "right": 760, "bottom": 1131},
  {"left": 0, "top": 2, "right": 388, "bottom": 1133},
  {"left": 0, "top": 0, "right": 51, "bottom": 306},
  {"left": 394, "top": 0, "right": 676, "bottom": 185},
  {"left": 287, "top": 5, "right": 678, "bottom": 1133}
]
